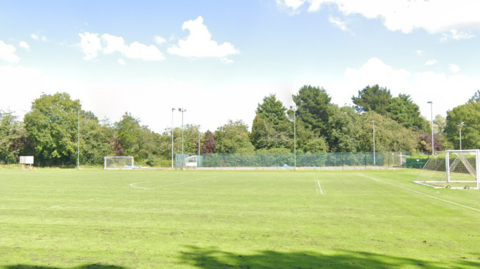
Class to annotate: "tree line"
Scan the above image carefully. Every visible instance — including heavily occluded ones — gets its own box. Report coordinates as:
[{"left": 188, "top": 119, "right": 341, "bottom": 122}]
[{"left": 0, "top": 86, "right": 476, "bottom": 166}]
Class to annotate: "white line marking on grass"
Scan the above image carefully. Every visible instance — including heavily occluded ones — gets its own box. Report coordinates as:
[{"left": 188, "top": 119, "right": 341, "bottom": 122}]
[
  {"left": 317, "top": 180, "right": 325, "bottom": 195},
  {"left": 50, "top": 176, "right": 217, "bottom": 209},
  {"left": 129, "top": 182, "right": 155, "bottom": 190},
  {"left": 357, "top": 173, "right": 480, "bottom": 213}
]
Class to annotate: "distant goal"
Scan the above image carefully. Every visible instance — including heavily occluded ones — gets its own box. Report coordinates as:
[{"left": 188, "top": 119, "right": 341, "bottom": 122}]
[
  {"left": 414, "top": 150, "right": 480, "bottom": 189},
  {"left": 104, "top": 156, "right": 135, "bottom": 170}
]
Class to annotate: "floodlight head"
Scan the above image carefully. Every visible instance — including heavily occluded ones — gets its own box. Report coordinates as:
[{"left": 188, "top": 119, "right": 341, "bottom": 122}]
[
  {"left": 427, "top": 101, "right": 432, "bottom": 104},
  {"left": 178, "top": 108, "right": 181, "bottom": 111}
]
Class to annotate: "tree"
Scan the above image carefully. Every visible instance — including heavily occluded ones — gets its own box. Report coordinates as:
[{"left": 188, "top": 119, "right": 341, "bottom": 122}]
[
  {"left": 356, "top": 112, "right": 418, "bottom": 153},
  {"left": 469, "top": 89, "right": 480, "bottom": 103},
  {"left": 215, "top": 120, "right": 255, "bottom": 153},
  {"left": 352, "top": 85, "right": 392, "bottom": 115},
  {"left": 251, "top": 94, "right": 291, "bottom": 150},
  {"left": 79, "top": 117, "right": 115, "bottom": 164},
  {"left": 256, "top": 94, "right": 288, "bottom": 125},
  {"left": 0, "top": 111, "right": 27, "bottom": 164},
  {"left": 292, "top": 85, "right": 334, "bottom": 136},
  {"left": 115, "top": 112, "right": 142, "bottom": 156},
  {"left": 387, "top": 94, "right": 428, "bottom": 131},
  {"left": 24, "top": 93, "right": 82, "bottom": 166},
  {"left": 326, "top": 106, "right": 361, "bottom": 152},
  {"left": 433, "top": 114, "right": 446, "bottom": 134},
  {"left": 203, "top": 131, "right": 216, "bottom": 153},
  {"left": 445, "top": 102, "right": 480, "bottom": 149}
]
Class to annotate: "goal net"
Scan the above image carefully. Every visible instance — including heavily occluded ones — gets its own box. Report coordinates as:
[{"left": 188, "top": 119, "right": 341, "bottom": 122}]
[
  {"left": 104, "top": 156, "right": 135, "bottom": 170},
  {"left": 414, "top": 150, "right": 480, "bottom": 189}
]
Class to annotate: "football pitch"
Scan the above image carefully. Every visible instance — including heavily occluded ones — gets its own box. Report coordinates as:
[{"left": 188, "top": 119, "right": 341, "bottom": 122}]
[{"left": 1, "top": 169, "right": 480, "bottom": 269}]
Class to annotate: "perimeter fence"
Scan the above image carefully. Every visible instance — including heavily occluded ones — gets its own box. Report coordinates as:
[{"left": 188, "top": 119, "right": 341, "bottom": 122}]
[{"left": 175, "top": 152, "right": 416, "bottom": 170}]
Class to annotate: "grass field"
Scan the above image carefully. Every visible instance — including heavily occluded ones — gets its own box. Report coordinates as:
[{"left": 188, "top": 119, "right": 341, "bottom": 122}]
[{"left": 1, "top": 169, "right": 480, "bottom": 269}]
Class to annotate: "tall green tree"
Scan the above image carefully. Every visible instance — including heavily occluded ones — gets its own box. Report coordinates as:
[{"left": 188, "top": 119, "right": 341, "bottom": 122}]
[
  {"left": 326, "top": 106, "right": 361, "bottom": 152},
  {"left": 115, "top": 112, "right": 142, "bottom": 156},
  {"left": 352, "top": 85, "right": 392, "bottom": 115},
  {"left": 433, "top": 114, "right": 446, "bottom": 134},
  {"left": 79, "top": 116, "right": 115, "bottom": 164},
  {"left": 356, "top": 112, "right": 418, "bottom": 153},
  {"left": 256, "top": 94, "right": 288, "bottom": 125},
  {"left": 251, "top": 94, "right": 291, "bottom": 150},
  {"left": 0, "top": 111, "right": 27, "bottom": 164},
  {"left": 292, "top": 85, "right": 334, "bottom": 136},
  {"left": 445, "top": 102, "right": 480, "bottom": 149},
  {"left": 24, "top": 93, "right": 82, "bottom": 166},
  {"left": 215, "top": 120, "right": 255, "bottom": 153},
  {"left": 387, "top": 94, "right": 428, "bottom": 131}
]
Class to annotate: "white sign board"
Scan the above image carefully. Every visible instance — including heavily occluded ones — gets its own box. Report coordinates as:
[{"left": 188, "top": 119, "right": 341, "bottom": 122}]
[{"left": 19, "top": 156, "right": 34, "bottom": 165}]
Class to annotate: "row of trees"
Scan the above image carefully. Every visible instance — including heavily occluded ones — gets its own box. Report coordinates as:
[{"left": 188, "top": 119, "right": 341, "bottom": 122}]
[{"left": 0, "top": 86, "right": 476, "bottom": 166}]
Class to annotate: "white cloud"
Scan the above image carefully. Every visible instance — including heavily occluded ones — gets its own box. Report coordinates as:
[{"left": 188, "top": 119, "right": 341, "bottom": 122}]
[
  {"left": 31, "top": 33, "right": 48, "bottom": 42},
  {"left": 424, "top": 59, "right": 437, "bottom": 66},
  {"left": 276, "top": 0, "right": 306, "bottom": 13},
  {"left": 415, "top": 50, "right": 423, "bottom": 56},
  {"left": 342, "top": 57, "right": 480, "bottom": 120},
  {"left": 220, "top": 57, "right": 233, "bottom": 64},
  {"left": 19, "top": 41, "right": 30, "bottom": 50},
  {"left": 79, "top": 32, "right": 165, "bottom": 61},
  {"left": 154, "top": 35, "right": 167, "bottom": 45},
  {"left": 440, "top": 29, "right": 475, "bottom": 42},
  {"left": 79, "top": 32, "right": 102, "bottom": 60},
  {"left": 0, "top": 41, "right": 20, "bottom": 63},
  {"left": 345, "top": 58, "right": 411, "bottom": 89},
  {"left": 167, "top": 16, "right": 239, "bottom": 62},
  {"left": 118, "top": 59, "right": 126, "bottom": 65},
  {"left": 279, "top": 0, "right": 480, "bottom": 35},
  {"left": 450, "top": 64, "right": 460, "bottom": 73},
  {"left": 328, "top": 16, "right": 348, "bottom": 31},
  {"left": 102, "top": 34, "right": 165, "bottom": 61}
]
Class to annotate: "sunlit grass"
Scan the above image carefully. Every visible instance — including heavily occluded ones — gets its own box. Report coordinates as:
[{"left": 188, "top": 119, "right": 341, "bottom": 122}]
[{"left": 1, "top": 169, "right": 479, "bottom": 268}]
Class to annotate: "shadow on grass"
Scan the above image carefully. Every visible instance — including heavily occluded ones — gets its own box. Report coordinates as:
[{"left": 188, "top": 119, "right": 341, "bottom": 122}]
[
  {"left": 4, "top": 264, "right": 126, "bottom": 269},
  {"left": 179, "top": 246, "right": 480, "bottom": 269}
]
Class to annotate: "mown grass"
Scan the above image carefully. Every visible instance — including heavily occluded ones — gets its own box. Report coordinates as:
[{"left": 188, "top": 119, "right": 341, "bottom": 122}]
[{"left": 0, "top": 169, "right": 479, "bottom": 268}]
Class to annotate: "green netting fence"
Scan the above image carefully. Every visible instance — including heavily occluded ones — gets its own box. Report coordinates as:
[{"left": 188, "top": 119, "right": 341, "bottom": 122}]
[{"left": 175, "top": 152, "right": 413, "bottom": 169}]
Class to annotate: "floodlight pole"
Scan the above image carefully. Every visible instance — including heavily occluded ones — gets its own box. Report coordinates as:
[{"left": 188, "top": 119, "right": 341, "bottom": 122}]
[
  {"left": 459, "top": 122, "right": 464, "bottom": 150},
  {"left": 372, "top": 120, "right": 375, "bottom": 166},
  {"left": 290, "top": 106, "right": 297, "bottom": 171},
  {"left": 171, "top": 108, "right": 175, "bottom": 170},
  {"left": 428, "top": 101, "right": 434, "bottom": 155},
  {"left": 198, "top": 125, "right": 201, "bottom": 157},
  {"left": 179, "top": 108, "right": 186, "bottom": 169}
]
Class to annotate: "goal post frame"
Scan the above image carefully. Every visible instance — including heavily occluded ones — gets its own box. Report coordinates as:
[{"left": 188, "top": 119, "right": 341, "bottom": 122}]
[
  {"left": 104, "top": 156, "right": 135, "bottom": 170},
  {"left": 445, "top": 149, "right": 480, "bottom": 188}
]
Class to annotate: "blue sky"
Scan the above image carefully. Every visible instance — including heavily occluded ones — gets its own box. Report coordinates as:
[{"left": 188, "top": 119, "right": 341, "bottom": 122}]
[{"left": 1, "top": 0, "right": 479, "bottom": 133}]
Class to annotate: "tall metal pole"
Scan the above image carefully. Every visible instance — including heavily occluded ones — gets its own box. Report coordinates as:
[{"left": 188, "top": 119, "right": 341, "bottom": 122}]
[
  {"left": 372, "top": 120, "right": 375, "bottom": 166},
  {"left": 428, "top": 101, "right": 434, "bottom": 155},
  {"left": 290, "top": 106, "right": 296, "bottom": 171},
  {"left": 77, "top": 111, "right": 80, "bottom": 169},
  {"left": 179, "top": 108, "right": 186, "bottom": 169},
  {"left": 198, "top": 125, "right": 201, "bottom": 156},
  {"left": 171, "top": 108, "right": 174, "bottom": 170}
]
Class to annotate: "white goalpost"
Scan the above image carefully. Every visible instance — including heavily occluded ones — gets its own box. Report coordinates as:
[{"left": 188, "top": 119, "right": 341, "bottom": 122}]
[
  {"left": 104, "top": 156, "right": 135, "bottom": 170},
  {"left": 414, "top": 150, "right": 480, "bottom": 189}
]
